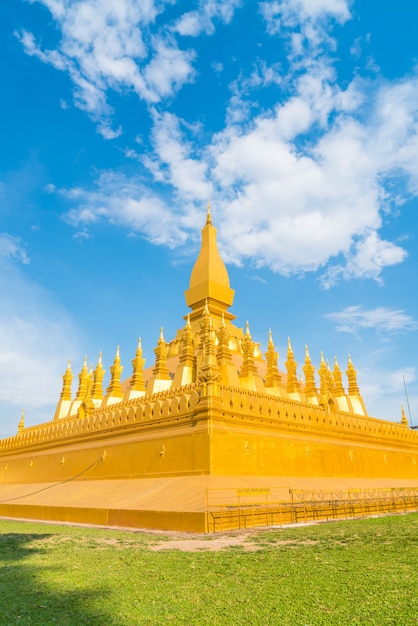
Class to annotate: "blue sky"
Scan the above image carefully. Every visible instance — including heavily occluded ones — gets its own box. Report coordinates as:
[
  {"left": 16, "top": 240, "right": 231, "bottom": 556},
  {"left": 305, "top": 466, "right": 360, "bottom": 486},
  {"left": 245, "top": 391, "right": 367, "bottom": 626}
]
[{"left": 1, "top": 0, "right": 418, "bottom": 437}]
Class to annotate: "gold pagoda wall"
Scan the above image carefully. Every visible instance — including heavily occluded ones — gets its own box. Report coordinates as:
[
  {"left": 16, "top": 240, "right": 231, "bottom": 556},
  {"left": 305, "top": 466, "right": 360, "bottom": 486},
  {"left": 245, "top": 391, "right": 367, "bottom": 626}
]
[{"left": 1, "top": 381, "right": 417, "bottom": 487}]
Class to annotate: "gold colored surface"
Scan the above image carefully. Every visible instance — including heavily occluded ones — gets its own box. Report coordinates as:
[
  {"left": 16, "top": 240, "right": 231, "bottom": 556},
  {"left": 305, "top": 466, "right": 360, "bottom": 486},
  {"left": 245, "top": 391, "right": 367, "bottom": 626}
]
[{"left": 1, "top": 213, "right": 418, "bottom": 532}]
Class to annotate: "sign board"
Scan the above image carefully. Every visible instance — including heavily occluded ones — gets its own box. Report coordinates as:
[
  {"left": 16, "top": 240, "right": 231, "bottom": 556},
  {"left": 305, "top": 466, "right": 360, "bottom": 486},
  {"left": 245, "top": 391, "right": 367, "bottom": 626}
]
[{"left": 236, "top": 488, "right": 270, "bottom": 497}]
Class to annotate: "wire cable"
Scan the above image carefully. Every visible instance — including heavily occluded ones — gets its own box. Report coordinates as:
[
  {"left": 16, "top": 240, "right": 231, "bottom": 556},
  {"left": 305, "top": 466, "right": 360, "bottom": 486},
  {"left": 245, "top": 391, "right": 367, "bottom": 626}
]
[{"left": 0, "top": 453, "right": 105, "bottom": 504}]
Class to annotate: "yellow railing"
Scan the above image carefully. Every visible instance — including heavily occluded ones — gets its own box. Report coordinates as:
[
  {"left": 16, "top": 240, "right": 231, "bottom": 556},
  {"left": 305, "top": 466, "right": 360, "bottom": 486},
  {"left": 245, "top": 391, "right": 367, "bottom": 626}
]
[{"left": 207, "top": 487, "right": 418, "bottom": 532}]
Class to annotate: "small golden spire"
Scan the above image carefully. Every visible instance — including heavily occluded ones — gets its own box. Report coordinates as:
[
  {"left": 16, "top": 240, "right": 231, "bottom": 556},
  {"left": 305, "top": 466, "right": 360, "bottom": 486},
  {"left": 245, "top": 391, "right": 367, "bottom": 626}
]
[
  {"left": 303, "top": 345, "right": 317, "bottom": 397},
  {"left": 107, "top": 345, "right": 124, "bottom": 398},
  {"left": 206, "top": 200, "right": 212, "bottom": 225},
  {"left": 18, "top": 409, "right": 25, "bottom": 433},
  {"left": 60, "top": 358, "right": 73, "bottom": 401},
  {"left": 131, "top": 338, "right": 146, "bottom": 392},
  {"left": 217, "top": 313, "right": 232, "bottom": 365},
  {"left": 92, "top": 352, "right": 106, "bottom": 400},
  {"left": 75, "top": 356, "right": 89, "bottom": 401},
  {"left": 153, "top": 328, "right": 170, "bottom": 380},
  {"left": 318, "top": 351, "right": 330, "bottom": 397},
  {"left": 265, "top": 329, "right": 281, "bottom": 387},
  {"left": 285, "top": 337, "right": 299, "bottom": 393},
  {"left": 346, "top": 354, "right": 360, "bottom": 395},
  {"left": 333, "top": 357, "right": 345, "bottom": 396},
  {"left": 401, "top": 404, "right": 409, "bottom": 426},
  {"left": 179, "top": 316, "right": 195, "bottom": 367},
  {"left": 240, "top": 321, "right": 257, "bottom": 379}
]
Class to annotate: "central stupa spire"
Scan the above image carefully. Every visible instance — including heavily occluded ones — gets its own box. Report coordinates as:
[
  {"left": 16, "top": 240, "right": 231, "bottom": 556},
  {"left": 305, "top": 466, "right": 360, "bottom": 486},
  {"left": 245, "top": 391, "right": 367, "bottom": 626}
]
[{"left": 185, "top": 203, "right": 235, "bottom": 323}]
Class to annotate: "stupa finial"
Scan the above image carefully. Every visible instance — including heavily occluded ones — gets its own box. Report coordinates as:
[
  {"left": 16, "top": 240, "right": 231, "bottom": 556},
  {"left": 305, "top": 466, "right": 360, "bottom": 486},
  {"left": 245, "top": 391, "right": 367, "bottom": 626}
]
[
  {"left": 265, "top": 329, "right": 281, "bottom": 388},
  {"left": 130, "top": 338, "right": 146, "bottom": 392},
  {"left": 92, "top": 352, "right": 106, "bottom": 400},
  {"left": 185, "top": 209, "right": 235, "bottom": 318},
  {"left": 18, "top": 409, "right": 25, "bottom": 433},
  {"left": 303, "top": 345, "right": 317, "bottom": 397},
  {"left": 346, "top": 354, "right": 360, "bottom": 395},
  {"left": 75, "top": 356, "right": 89, "bottom": 401},
  {"left": 107, "top": 345, "right": 124, "bottom": 398},
  {"left": 59, "top": 358, "right": 73, "bottom": 401}
]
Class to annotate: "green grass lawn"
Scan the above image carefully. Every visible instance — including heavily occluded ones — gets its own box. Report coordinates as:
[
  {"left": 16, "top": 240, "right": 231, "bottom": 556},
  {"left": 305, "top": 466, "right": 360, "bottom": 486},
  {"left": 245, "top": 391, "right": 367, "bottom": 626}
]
[{"left": 0, "top": 513, "right": 417, "bottom": 625}]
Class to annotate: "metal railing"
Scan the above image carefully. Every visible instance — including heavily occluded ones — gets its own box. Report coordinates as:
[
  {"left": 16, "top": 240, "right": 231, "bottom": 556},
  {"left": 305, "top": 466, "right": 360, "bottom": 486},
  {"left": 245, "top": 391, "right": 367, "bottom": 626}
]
[{"left": 206, "top": 487, "right": 418, "bottom": 532}]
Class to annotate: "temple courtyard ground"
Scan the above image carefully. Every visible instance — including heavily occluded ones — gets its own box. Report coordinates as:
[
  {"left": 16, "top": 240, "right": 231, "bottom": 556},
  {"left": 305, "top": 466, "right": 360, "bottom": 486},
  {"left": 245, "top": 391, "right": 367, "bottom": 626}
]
[{"left": 0, "top": 513, "right": 416, "bottom": 625}]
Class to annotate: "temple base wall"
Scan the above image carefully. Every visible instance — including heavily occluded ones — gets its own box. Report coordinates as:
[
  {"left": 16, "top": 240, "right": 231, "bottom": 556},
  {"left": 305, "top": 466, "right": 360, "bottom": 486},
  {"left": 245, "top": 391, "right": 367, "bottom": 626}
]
[{"left": 210, "top": 423, "right": 418, "bottom": 480}]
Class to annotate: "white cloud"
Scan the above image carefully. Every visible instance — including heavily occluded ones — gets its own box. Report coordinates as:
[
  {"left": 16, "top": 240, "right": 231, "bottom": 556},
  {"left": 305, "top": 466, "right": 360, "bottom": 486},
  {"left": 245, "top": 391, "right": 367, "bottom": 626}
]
[
  {"left": 63, "top": 171, "right": 194, "bottom": 247},
  {"left": 147, "top": 112, "right": 212, "bottom": 201},
  {"left": 174, "top": 0, "right": 242, "bottom": 37},
  {"left": 0, "top": 245, "right": 82, "bottom": 436},
  {"left": 359, "top": 363, "right": 416, "bottom": 422},
  {"left": 22, "top": 0, "right": 418, "bottom": 288},
  {"left": 261, "top": 0, "right": 351, "bottom": 60},
  {"left": 325, "top": 306, "right": 418, "bottom": 335},
  {"left": 0, "top": 233, "right": 30, "bottom": 265},
  {"left": 143, "top": 36, "right": 196, "bottom": 99},
  {"left": 18, "top": 0, "right": 196, "bottom": 133}
]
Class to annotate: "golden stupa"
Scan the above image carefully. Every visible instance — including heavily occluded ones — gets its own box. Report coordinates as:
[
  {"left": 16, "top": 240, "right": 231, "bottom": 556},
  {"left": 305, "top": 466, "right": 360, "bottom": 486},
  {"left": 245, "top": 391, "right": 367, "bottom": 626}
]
[{"left": 1, "top": 207, "right": 417, "bottom": 532}]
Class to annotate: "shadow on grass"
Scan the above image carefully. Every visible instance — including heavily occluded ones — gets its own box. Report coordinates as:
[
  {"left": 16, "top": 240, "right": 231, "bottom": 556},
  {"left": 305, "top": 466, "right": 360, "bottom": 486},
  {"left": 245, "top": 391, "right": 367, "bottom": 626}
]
[{"left": 0, "top": 532, "right": 112, "bottom": 625}]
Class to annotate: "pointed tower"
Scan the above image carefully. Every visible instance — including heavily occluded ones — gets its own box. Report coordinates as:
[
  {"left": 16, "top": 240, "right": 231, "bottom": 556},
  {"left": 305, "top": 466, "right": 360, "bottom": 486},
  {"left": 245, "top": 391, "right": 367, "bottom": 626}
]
[
  {"left": 185, "top": 203, "right": 235, "bottom": 326},
  {"left": 346, "top": 355, "right": 367, "bottom": 416},
  {"left": 104, "top": 346, "right": 124, "bottom": 406},
  {"left": 198, "top": 309, "right": 221, "bottom": 398},
  {"left": 75, "top": 357, "right": 89, "bottom": 402},
  {"left": 264, "top": 330, "right": 283, "bottom": 395},
  {"left": 318, "top": 352, "right": 330, "bottom": 402},
  {"left": 173, "top": 315, "right": 196, "bottom": 388},
  {"left": 401, "top": 404, "right": 409, "bottom": 427},
  {"left": 17, "top": 409, "right": 25, "bottom": 434},
  {"left": 54, "top": 359, "right": 74, "bottom": 420},
  {"left": 129, "top": 338, "right": 146, "bottom": 399},
  {"left": 147, "top": 328, "right": 172, "bottom": 395},
  {"left": 239, "top": 322, "right": 264, "bottom": 391},
  {"left": 91, "top": 352, "right": 106, "bottom": 408},
  {"left": 285, "top": 338, "right": 300, "bottom": 398},
  {"left": 216, "top": 313, "right": 240, "bottom": 387},
  {"left": 302, "top": 346, "right": 318, "bottom": 404}
]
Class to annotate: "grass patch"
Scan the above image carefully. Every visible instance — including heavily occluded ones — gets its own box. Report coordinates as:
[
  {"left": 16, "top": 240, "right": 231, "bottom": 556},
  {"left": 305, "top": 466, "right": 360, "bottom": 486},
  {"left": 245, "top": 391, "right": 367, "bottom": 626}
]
[{"left": 0, "top": 514, "right": 417, "bottom": 625}]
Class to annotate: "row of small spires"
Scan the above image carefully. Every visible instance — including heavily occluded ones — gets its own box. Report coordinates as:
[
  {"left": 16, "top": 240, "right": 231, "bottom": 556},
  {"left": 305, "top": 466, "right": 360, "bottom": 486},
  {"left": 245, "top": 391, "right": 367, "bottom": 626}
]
[{"left": 53, "top": 317, "right": 364, "bottom": 403}]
